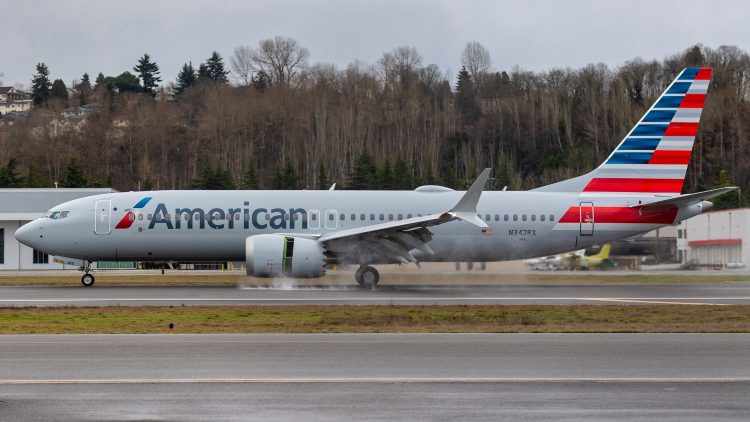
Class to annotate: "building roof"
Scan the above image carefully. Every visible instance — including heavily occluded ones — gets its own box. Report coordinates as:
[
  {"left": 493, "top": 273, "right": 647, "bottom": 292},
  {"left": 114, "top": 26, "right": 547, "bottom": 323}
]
[
  {"left": 0, "top": 188, "right": 114, "bottom": 218},
  {"left": 0, "top": 87, "right": 12, "bottom": 94}
]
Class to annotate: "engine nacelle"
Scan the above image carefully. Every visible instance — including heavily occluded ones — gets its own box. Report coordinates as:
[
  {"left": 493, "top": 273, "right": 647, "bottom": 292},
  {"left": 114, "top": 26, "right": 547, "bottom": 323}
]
[{"left": 245, "top": 234, "right": 326, "bottom": 278}]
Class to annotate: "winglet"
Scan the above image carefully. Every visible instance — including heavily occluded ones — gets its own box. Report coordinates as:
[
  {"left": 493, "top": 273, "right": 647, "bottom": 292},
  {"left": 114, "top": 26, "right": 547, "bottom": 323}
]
[{"left": 449, "top": 168, "right": 492, "bottom": 231}]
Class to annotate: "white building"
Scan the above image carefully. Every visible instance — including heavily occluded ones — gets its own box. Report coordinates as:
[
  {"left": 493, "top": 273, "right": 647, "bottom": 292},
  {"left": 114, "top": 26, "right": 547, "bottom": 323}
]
[
  {"left": 0, "top": 87, "right": 33, "bottom": 115},
  {"left": 676, "top": 208, "right": 748, "bottom": 267},
  {"left": 0, "top": 188, "right": 114, "bottom": 270}
]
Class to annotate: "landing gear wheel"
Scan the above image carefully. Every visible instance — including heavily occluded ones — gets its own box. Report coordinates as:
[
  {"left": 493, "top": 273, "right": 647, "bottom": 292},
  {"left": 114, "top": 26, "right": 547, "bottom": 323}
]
[
  {"left": 81, "top": 273, "right": 95, "bottom": 287},
  {"left": 355, "top": 266, "right": 380, "bottom": 289}
]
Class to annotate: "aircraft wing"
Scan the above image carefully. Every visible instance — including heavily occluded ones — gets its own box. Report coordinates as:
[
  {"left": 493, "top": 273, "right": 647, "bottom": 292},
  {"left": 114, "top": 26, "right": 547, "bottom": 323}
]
[{"left": 318, "top": 169, "right": 492, "bottom": 265}]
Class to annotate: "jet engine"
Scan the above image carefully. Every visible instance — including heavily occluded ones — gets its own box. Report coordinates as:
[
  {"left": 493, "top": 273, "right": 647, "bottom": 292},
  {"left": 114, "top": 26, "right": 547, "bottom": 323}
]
[{"left": 245, "top": 234, "right": 326, "bottom": 277}]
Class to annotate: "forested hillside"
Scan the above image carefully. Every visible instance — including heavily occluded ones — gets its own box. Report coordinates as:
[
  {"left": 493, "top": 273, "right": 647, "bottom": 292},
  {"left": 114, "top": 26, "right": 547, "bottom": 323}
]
[{"left": 0, "top": 42, "right": 748, "bottom": 206}]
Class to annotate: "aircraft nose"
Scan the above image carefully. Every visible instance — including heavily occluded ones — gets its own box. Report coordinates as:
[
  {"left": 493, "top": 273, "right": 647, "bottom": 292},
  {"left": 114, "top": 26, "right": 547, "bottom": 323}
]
[{"left": 15, "top": 220, "right": 40, "bottom": 248}]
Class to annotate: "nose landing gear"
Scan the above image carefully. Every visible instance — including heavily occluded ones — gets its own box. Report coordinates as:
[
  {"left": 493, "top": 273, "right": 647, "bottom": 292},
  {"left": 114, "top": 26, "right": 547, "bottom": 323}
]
[
  {"left": 80, "top": 261, "right": 95, "bottom": 287},
  {"left": 355, "top": 265, "right": 380, "bottom": 289}
]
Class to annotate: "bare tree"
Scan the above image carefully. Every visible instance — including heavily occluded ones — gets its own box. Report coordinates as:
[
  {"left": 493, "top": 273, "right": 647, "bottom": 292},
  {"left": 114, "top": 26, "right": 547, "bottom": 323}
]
[
  {"left": 378, "top": 46, "right": 423, "bottom": 85},
  {"left": 250, "top": 36, "right": 310, "bottom": 86},
  {"left": 461, "top": 41, "right": 491, "bottom": 79},
  {"left": 230, "top": 46, "right": 255, "bottom": 86}
]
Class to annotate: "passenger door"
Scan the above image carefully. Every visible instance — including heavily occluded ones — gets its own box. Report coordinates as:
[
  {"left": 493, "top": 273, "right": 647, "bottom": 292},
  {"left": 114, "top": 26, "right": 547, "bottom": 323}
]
[
  {"left": 579, "top": 201, "right": 594, "bottom": 236},
  {"left": 94, "top": 199, "right": 112, "bottom": 235}
]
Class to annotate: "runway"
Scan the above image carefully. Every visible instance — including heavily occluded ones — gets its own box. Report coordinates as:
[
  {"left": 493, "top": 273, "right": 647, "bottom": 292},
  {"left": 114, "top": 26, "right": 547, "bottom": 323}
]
[
  {"left": 1, "top": 283, "right": 750, "bottom": 306},
  {"left": 0, "top": 334, "right": 748, "bottom": 421}
]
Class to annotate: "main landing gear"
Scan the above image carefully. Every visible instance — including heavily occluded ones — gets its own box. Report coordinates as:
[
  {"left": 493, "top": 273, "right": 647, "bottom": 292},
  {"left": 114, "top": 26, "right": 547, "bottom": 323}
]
[
  {"left": 355, "top": 265, "right": 380, "bottom": 289},
  {"left": 80, "top": 261, "right": 95, "bottom": 287}
]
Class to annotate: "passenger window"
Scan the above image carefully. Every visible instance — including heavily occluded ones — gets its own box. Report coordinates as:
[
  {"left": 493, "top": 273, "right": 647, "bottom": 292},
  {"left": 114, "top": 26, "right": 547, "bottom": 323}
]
[
  {"left": 522, "top": 215, "right": 527, "bottom": 222},
  {"left": 61, "top": 211, "right": 70, "bottom": 218},
  {"left": 339, "top": 214, "right": 345, "bottom": 221},
  {"left": 350, "top": 213, "right": 356, "bottom": 221},
  {"left": 485, "top": 214, "right": 491, "bottom": 221},
  {"left": 494, "top": 215, "right": 499, "bottom": 221},
  {"left": 549, "top": 214, "right": 554, "bottom": 222},
  {"left": 311, "top": 213, "right": 317, "bottom": 221},
  {"left": 388, "top": 214, "right": 394, "bottom": 221},
  {"left": 329, "top": 213, "right": 335, "bottom": 221},
  {"left": 398, "top": 214, "right": 403, "bottom": 220},
  {"left": 513, "top": 214, "right": 518, "bottom": 222},
  {"left": 360, "top": 214, "right": 366, "bottom": 221},
  {"left": 504, "top": 214, "right": 509, "bottom": 221},
  {"left": 370, "top": 214, "right": 375, "bottom": 221},
  {"left": 531, "top": 215, "right": 536, "bottom": 222},
  {"left": 407, "top": 214, "right": 413, "bottom": 219},
  {"left": 540, "top": 214, "right": 546, "bottom": 222},
  {"left": 379, "top": 214, "right": 384, "bottom": 221}
]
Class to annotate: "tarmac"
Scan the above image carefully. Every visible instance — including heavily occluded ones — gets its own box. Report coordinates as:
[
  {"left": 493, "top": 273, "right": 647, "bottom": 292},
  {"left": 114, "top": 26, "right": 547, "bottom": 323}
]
[
  {"left": 0, "top": 283, "right": 749, "bottom": 306},
  {"left": 0, "top": 333, "right": 748, "bottom": 421}
]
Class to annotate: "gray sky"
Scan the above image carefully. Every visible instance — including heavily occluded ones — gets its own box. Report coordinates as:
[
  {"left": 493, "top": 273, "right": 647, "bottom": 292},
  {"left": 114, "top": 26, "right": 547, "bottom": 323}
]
[{"left": 1, "top": 0, "right": 747, "bottom": 88}]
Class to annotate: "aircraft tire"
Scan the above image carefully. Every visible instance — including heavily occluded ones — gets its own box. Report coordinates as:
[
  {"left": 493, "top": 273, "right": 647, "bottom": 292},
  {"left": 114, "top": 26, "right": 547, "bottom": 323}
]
[
  {"left": 355, "top": 266, "right": 379, "bottom": 289},
  {"left": 81, "top": 273, "right": 95, "bottom": 287}
]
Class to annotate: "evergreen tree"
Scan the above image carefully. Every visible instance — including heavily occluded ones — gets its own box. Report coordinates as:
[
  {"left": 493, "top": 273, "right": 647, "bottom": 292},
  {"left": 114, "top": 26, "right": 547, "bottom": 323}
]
[
  {"left": 77, "top": 73, "right": 92, "bottom": 105},
  {"left": 133, "top": 53, "right": 162, "bottom": 96},
  {"left": 111, "top": 72, "right": 142, "bottom": 93},
  {"left": 63, "top": 161, "right": 88, "bottom": 187},
  {"left": 376, "top": 159, "right": 393, "bottom": 189},
  {"left": 351, "top": 151, "right": 376, "bottom": 189},
  {"left": 240, "top": 165, "right": 258, "bottom": 189},
  {"left": 272, "top": 166, "right": 285, "bottom": 189},
  {"left": 0, "top": 159, "right": 22, "bottom": 187},
  {"left": 198, "top": 63, "right": 211, "bottom": 80},
  {"left": 191, "top": 160, "right": 234, "bottom": 189},
  {"left": 31, "top": 63, "right": 52, "bottom": 105},
  {"left": 392, "top": 158, "right": 410, "bottom": 189},
  {"left": 455, "top": 66, "right": 481, "bottom": 122},
  {"left": 175, "top": 62, "right": 197, "bottom": 96},
  {"left": 713, "top": 169, "right": 741, "bottom": 209},
  {"left": 685, "top": 45, "right": 705, "bottom": 66},
  {"left": 50, "top": 79, "right": 68, "bottom": 101},
  {"left": 283, "top": 162, "right": 298, "bottom": 189},
  {"left": 317, "top": 162, "right": 329, "bottom": 190},
  {"left": 252, "top": 70, "right": 271, "bottom": 91},
  {"left": 204, "top": 51, "right": 229, "bottom": 83},
  {"left": 94, "top": 72, "right": 106, "bottom": 89}
]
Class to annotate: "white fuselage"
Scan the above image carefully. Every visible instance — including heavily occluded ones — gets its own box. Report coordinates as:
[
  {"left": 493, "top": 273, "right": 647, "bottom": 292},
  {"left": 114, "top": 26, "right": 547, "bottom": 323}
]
[{"left": 15, "top": 189, "right": 677, "bottom": 263}]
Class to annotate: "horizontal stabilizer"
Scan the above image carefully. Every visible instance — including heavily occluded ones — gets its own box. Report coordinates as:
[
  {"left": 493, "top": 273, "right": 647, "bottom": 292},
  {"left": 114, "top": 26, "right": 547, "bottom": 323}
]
[{"left": 637, "top": 186, "right": 737, "bottom": 210}]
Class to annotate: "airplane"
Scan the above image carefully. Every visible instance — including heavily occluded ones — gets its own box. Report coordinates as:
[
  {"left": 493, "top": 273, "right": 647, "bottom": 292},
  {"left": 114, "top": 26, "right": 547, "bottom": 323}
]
[
  {"left": 525, "top": 243, "right": 611, "bottom": 271},
  {"left": 571, "top": 243, "right": 613, "bottom": 270},
  {"left": 15, "top": 67, "right": 736, "bottom": 288}
]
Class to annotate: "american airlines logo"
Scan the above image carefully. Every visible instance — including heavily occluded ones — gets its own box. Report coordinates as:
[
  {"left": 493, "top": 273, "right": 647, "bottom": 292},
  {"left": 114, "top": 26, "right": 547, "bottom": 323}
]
[
  {"left": 115, "top": 197, "right": 152, "bottom": 229},
  {"left": 116, "top": 198, "right": 309, "bottom": 230}
]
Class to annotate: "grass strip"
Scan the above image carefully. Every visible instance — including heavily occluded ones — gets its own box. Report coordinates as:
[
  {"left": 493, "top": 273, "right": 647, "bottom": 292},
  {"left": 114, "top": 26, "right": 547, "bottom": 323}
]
[{"left": 1, "top": 305, "right": 749, "bottom": 334}]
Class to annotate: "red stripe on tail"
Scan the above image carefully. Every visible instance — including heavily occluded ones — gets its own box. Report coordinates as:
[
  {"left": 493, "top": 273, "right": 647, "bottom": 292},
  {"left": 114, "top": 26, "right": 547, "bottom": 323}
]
[
  {"left": 695, "top": 68, "right": 713, "bottom": 80},
  {"left": 649, "top": 150, "right": 692, "bottom": 165},
  {"left": 664, "top": 122, "right": 698, "bottom": 136},
  {"left": 680, "top": 94, "right": 705, "bottom": 108}
]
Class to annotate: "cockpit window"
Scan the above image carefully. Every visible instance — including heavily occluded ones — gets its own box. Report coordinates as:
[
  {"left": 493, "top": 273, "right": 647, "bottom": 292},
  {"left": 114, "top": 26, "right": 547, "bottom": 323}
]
[{"left": 48, "top": 210, "right": 71, "bottom": 220}]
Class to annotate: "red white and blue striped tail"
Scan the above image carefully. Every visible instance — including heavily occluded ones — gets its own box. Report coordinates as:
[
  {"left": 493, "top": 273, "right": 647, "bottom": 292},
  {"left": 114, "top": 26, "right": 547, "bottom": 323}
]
[{"left": 535, "top": 67, "right": 712, "bottom": 196}]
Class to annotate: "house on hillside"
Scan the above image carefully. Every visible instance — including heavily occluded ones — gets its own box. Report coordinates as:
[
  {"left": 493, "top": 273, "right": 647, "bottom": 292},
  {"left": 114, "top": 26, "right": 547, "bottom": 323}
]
[{"left": 0, "top": 87, "right": 33, "bottom": 116}]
